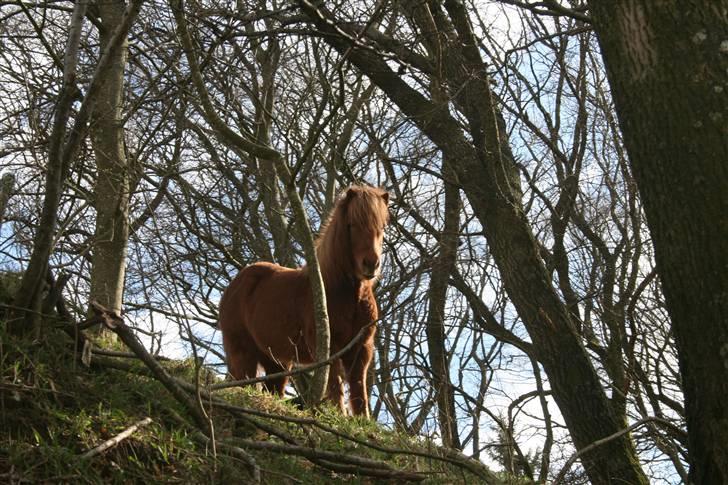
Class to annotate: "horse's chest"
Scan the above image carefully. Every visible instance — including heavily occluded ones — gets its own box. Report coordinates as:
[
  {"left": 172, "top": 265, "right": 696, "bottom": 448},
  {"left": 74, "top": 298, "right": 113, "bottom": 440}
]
[{"left": 328, "top": 289, "right": 376, "bottom": 347}]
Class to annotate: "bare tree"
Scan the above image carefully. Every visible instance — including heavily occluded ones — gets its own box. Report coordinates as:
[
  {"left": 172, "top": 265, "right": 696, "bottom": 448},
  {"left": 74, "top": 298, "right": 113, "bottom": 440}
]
[
  {"left": 11, "top": 0, "right": 143, "bottom": 334},
  {"left": 298, "top": 2, "right": 648, "bottom": 482}
]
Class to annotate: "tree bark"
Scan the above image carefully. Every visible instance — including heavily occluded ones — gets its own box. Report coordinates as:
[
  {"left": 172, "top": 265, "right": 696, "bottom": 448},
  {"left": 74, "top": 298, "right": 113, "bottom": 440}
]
[
  {"left": 88, "top": 0, "right": 132, "bottom": 319},
  {"left": 587, "top": 2, "right": 728, "bottom": 482}
]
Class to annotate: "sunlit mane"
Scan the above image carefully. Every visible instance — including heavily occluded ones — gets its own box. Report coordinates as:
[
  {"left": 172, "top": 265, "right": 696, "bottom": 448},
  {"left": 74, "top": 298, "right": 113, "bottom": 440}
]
[{"left": 316, "top": 185, "right": 389, "bottom": 285}]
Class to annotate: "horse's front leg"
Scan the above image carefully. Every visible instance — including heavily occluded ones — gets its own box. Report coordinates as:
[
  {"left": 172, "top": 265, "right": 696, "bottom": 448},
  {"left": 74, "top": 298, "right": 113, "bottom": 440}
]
[
  {"left": 325, "top": 358, "right": 346, "bottom": 413},
  {"left": 343, "top": 342, "right": 374, "bottom": 418}
]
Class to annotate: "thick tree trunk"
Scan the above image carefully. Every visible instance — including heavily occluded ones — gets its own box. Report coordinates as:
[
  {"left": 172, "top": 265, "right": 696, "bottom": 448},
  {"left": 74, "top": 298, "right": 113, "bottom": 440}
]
[
  {"left": 588, "top": 2, "right": 728, "bottom": 482},
  {"left": 301, "top": 2, "right": 647, "bottom": 483},
  {"left": 88, "top": 0, "right": 131, "bottom": 318}
]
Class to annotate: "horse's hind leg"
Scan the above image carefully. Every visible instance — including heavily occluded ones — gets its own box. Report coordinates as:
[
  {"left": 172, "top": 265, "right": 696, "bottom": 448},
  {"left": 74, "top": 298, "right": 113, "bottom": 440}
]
[
  {"left": 258, "top": 351, "right": 289, "bottom": 396},
  {"left": 223, "top": 325, "right": 259, "bottom": 381},
  {"left": 226, "top": 350, "right": 258, "bottom": 382}
]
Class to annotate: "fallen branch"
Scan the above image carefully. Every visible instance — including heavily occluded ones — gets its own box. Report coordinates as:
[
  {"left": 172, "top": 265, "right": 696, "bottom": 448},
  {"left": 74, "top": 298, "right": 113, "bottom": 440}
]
[
  {"left": 91, "top": 348, "right": 171, "bottom": 361},
  {"left": 227, "top": 437, "right": 427, "bottom": 482},
  {"left": 90, "top": 301, "right": 209, "bottom": 430},
  {"left": 308, "top": 458, "right": 428, "bottom": 482},
  {"left": 81, "top": 417, "right": 153, "bottom": 459}
]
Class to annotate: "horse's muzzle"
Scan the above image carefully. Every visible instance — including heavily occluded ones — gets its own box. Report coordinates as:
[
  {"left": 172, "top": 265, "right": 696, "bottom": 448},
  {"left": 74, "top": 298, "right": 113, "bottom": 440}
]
[{"left": 362, "top": 258, "right": 380, "bottom": 279}]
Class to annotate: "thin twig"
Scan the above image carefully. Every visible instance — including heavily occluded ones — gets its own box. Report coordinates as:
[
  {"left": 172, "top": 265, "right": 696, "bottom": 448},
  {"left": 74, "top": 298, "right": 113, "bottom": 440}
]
[
  {"left": 81, "top": 417, "right": 153, "bottom": 459},
  {"left": 553, "top": 416, "right": 686, "bottom": 484},
  {"left": 184, "top": 425, "right": 261, "bottom": 483},
  {"left": 210, "top": 323, "right": 375, "bottom": 390}
]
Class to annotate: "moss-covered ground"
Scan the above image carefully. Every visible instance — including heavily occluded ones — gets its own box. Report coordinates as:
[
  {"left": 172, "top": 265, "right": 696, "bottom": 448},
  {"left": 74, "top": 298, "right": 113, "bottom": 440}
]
[{"left": 0, "top": 323, "right": 498, "bottom": 484}]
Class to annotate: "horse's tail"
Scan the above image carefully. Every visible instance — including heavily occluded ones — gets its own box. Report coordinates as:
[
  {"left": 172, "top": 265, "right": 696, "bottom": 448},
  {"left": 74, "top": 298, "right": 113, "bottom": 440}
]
[{"left": 219, "top": 263, "right": 280, "bottom": 380}]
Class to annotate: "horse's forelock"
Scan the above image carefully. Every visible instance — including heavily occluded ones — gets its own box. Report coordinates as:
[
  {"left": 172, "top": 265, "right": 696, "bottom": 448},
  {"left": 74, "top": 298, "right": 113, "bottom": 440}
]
[{"left": 344, "top": 186, "right": 389, "bottom": 232}]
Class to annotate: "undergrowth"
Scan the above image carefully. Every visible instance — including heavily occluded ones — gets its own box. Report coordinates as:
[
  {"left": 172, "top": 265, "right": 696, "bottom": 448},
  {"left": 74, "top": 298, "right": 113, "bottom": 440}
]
[{"left": 0, "top": 323, "right": 495, "bottom": 484}]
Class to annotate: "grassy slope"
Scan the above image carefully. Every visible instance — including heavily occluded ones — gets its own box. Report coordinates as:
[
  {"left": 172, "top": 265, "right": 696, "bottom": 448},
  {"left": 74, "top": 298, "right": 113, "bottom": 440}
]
[{"left": 0, "top": 325, "right": 500, "bottom": 484}]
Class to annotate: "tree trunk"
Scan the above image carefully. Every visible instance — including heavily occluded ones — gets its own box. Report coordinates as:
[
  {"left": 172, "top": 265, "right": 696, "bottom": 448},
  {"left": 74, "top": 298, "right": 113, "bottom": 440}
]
[
  {"left": 425, "top": 158, "right": 461, "bottom": 449},
  {"left": 88, "top": 0, "right": 132, "bottom": 319},
  {"left": 252, "top": 34, "right": 294, "bottom": 267},
  {"left": 11, "top": 0, "right": 89, "bottom": 334},
  {"left": 587, "top": 2, "right": 728, "bottom": 482},
  {"left": 0, "top": 173, "right": 15, "bottom": 230}
]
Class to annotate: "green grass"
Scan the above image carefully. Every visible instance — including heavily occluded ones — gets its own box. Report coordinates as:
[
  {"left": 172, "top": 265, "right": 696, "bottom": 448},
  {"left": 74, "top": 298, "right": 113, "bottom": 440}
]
[{"left": 0, "top": 324, "right": 497, "bottom": 484}]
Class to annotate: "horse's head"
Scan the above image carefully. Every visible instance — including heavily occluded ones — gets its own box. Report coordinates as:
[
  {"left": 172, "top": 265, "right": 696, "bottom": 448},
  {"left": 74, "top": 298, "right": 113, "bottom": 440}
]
[
  {"left": 317, "top": 185, "right": 390, "bottom": 284},
  {"left": 322, "top": 185, "right": 389, "bottom": 280},
  {"left": 343, "top": 186, "right": 389, "bottom": 281}
]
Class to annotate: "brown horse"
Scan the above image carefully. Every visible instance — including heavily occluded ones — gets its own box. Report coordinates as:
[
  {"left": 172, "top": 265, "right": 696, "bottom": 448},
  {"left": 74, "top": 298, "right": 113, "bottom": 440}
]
[{"left": 219, "top": 185, "right": 389, "bottom": 417}]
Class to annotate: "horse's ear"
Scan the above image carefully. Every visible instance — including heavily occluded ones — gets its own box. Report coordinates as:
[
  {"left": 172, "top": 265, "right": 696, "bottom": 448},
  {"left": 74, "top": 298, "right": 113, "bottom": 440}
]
[
  {"left": 345, "top": 187, "right": 358, "bottom": 201},
  {"left": 381, "top": 192, "right": 389, "bottom": 205}
]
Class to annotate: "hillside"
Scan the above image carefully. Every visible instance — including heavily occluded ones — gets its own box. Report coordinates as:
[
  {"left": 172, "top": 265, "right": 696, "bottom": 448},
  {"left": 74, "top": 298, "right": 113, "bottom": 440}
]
[{"left": 0, "top": 323, "right": 502, "bottom": 484}]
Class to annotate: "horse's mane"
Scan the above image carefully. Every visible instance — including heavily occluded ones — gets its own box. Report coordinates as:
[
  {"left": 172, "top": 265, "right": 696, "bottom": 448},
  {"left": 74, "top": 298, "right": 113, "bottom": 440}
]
[{"left": 315, "top": 185, "right": 389, "bottom": 285}]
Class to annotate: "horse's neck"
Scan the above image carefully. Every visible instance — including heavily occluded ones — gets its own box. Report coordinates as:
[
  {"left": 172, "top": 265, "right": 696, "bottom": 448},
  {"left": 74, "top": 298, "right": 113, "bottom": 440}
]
[
  {"left": 301, "top": 265, "right": 363, "bottom": 295},
  {"left": 323, "top": 273, "right": 373, "bottom": 300}
]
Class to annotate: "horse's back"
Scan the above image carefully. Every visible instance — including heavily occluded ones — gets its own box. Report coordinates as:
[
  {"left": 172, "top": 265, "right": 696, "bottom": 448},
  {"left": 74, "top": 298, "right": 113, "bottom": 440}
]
[
  {"left": 219, "top": 262, "right": 310, "bottom": 363},
  {"left": 220, "top": 261, "right": 290, "bottom": 317}
]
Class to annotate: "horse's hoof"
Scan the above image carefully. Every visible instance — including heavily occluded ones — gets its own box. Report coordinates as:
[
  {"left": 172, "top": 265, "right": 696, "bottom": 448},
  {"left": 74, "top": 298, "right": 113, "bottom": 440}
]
[{"left": 286, "top": 395, "right": 306, "bottom": 410}]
